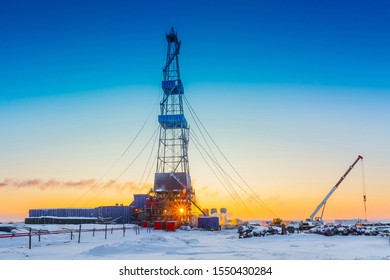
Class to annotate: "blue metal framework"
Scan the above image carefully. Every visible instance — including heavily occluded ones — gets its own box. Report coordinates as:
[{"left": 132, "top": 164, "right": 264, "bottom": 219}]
[
  {"left": 148, "top": 28, "right": 194, "bottom": 224},
  {"left": 156, "top": 27, "right": 190, "bottom": 178}
]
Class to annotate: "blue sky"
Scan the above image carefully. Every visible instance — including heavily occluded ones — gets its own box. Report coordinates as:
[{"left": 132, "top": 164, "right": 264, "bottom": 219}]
[
  {"left": 1, "top": 0, "right": 390, "bottom": 100},
  {"left": 1, "top": 0, "right": 390, "bottom": 221}
]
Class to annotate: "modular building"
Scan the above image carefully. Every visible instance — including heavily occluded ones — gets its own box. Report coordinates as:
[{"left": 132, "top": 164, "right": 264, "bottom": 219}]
[
  {"left": 131, "top": 194, "right": 149, "bottom": 209},
  {"left": 94, "top": 205, "right": 131, "bottom": 224},
  {"left": 29, "top": 208, "right": 95, "bottom": 218},
  {"left": 198, "top": 216, "right": 220, "bottom": 230},
  {"left": 26, "top": 205, "right": 132, "bottom": 224},
  {"left": 25, "top": 216, "right": 97, "bottom": 224}
]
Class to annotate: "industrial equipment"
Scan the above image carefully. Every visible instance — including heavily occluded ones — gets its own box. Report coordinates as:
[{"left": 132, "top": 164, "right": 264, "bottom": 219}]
[
  {"left": 145, "top": 27, "right": 204, "bottom": 224},
  {"left": 198, "top": 216, "right": 220, "bottom": 231},
  {"left": 307, "top": 155, "right": 363, "bottom": 226}
]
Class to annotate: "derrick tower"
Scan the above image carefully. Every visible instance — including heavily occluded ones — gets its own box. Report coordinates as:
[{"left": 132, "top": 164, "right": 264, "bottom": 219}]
[
  {"left": 157, "top": 27, "right": 189, "bottom": 176},
  {"left": 148, "top": 27, "right": 195, "bottom": 223}
]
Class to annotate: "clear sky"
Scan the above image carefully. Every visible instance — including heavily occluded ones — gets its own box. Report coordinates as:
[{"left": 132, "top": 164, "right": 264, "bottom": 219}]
[{"left": 1, "top": 0, "right": 390, "bottom": 222}]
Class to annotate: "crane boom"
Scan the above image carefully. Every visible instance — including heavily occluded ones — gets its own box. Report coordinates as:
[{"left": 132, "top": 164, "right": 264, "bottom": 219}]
[{"left": 309, "top": 155, "right": 363, "bottom": 222}]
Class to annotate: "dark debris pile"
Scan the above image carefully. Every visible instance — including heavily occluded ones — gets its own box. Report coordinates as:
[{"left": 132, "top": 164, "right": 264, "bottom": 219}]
[
  {"left": 308, "top": 224, "right": 390, "bottom": 237},
  {"left": 237, "top": 225, "right": 281, "bottom": 238},
  {"left": 237, "top": 223, "right": 390, "bottom": 238}
]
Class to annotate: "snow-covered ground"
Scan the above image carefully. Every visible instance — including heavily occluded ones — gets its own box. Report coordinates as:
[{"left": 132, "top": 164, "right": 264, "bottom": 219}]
[{"left": 1, "top": 223, "right": 389, "bottom": 260}]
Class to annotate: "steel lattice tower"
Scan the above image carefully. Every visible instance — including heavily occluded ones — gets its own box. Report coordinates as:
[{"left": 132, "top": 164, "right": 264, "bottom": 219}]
[
  {"left": 156, "top": 27, "right": 190, "bottom": 176},
  {"left": 148, "top": 27, "right": 196, "bottom": 224}
]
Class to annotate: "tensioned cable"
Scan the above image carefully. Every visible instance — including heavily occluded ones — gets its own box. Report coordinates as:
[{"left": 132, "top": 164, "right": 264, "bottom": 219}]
[
  {"left": 192, "top": 129, "right": 276, "bottom": 216},
  {"left": 86, "top": 126, "right": 159, "bottom": 204},
  {"left": 184, "top": 99, "right": 247, "bottom": 206},
  {"left": 184, "top": 95, "right": 278, "bottom": 217},
  {"left": 187, "top": 100, "right": 277, "bottom": 216},
  {"left": 187, "top": 106, "right": 258, "bottom": 215},
  {"left": 192, "top": 132, "right": 249, "bottom": 213},
  {"left": 189, "top": 128, "right": 238, "bottom": 194},
  {"left": 184, "top": 96, "right": 276, "bottom": 214},
  {"left": 70, "top": 90, "right": 162, "bottom": 206},
  {"left": 134, "top": 125, "right": 159, "bottom": 194},
  {"left": 190, "top": 129, "right": 252, "bottom": 213},
  {"left": 361, "top": 158, "right": 367, "bottom": 220},
  {"left": 191, "top": 138, "right": 249, "bottom": 214},
  {"left": 140, "top": 155, "right": 157, "bottom": 193},
  {"left": 190, "top": 131, "right": 253, "bottom": 215}
]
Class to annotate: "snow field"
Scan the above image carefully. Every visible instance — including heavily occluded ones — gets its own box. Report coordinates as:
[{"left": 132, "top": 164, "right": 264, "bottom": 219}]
[{"left": 1, "top": 223, "right": 389, "bottom": 260}]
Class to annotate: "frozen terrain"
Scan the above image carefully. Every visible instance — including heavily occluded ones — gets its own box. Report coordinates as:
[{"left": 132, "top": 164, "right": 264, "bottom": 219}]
[{"left": 1, "top": 223, "right": 389, "bottom": 260}]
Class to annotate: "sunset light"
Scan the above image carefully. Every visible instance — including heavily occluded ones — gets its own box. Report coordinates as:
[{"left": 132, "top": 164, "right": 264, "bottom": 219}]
[{"left": 1, "top": 0, "right": 390, "bottom": 224}]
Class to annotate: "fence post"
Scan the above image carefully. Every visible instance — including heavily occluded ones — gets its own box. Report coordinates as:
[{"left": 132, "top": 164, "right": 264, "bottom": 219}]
[
  {"left": 28, "top": 228, "right": 32, "bottom": 249},
  {"left": 123, "top": 224, "right": 125, "bottom": 237},
  {"left": 105, "top": 224, "right": 108, "bottom": 239},
  {"left": 38, "top": 230, "right": 41, "bottom": 242},
  {"left": 71, "top": 230, "right": 73, "bottom": 240},
  {"left": 78, "top": 224, "right": 81, "bottom": 244},
  {"left": 137, "top": 225, "right": 140, "bottom": 235},
  {"left": 93, "top": 228, "right": 95, "bottom": 237}
]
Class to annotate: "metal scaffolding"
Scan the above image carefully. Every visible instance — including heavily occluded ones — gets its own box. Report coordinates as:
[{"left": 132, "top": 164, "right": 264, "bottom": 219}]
[{"left": 148, "top": 27, "right": 195, "bottom": 224}]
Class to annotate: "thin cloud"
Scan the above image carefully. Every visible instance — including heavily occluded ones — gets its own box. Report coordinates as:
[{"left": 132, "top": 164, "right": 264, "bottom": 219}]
[
  {"left": 0, "top": 178, "right": 150, "bottom": 193},
  {"left": 197, "top": 185, "right": 220, "bottom": 197}
]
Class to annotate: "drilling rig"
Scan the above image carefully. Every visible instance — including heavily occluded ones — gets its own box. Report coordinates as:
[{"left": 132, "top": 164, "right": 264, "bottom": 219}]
[{"left": 142, "top": 27, "right": 203, "bottom": 225}]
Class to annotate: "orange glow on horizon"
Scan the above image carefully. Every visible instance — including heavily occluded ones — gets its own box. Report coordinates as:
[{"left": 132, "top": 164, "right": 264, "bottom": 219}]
[{"left": 1, "top": 178, "right": 389, "bottom": 223}]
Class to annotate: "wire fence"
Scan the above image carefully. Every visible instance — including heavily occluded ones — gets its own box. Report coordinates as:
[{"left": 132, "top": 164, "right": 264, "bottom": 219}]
[{"left": 0, "top": 224, "right": 144, "bottom": 249}]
